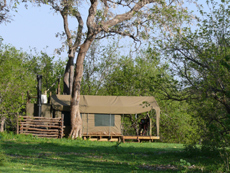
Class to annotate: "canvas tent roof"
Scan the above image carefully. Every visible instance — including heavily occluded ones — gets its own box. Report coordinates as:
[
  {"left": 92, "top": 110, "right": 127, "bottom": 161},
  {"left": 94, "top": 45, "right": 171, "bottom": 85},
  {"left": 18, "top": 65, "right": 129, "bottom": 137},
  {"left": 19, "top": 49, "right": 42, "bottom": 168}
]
[
  {"left": 51, "top": 95, "right": 160, "bottom": 136},
  {"left": 51, "top": 95, "right": 160, "bottom": 115}
]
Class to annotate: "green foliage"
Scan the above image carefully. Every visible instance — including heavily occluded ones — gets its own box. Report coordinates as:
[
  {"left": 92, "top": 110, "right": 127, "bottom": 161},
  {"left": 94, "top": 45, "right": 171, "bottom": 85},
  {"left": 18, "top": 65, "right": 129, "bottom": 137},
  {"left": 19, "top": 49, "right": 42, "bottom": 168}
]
[
  {"left": 102, "top": 48, "right": 163, "bottom": 96},
  {"left": 0, "top": 143, "right": 7, "bottom": 166},
  {"left": 81, "top": 39, "right": 120, "bottom": 95},
  {"left": 0, "top": 45, "right": 36, "bottom": 115},
  {"left": 159, "top": 100, "right": 201, "bottom": 144},
  {"left": 31, "top": 52, "right": 66, "bottom": 94},
  {"left": 0, "top": 45, "right": 66, "bottom": 131},
  {"left": 95, "top": 47, "right": 200, "bottom": 144},
  {"left": 158, "top": 0, "right": 230, "bottom": 168}
]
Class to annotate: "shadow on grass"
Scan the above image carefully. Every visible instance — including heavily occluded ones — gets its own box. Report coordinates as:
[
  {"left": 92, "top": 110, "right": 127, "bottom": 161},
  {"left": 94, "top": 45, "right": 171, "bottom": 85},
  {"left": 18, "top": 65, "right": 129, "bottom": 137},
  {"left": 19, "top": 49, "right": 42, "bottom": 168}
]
[{"left": 0, "top": 137, "right": 222, "bottom": 173}]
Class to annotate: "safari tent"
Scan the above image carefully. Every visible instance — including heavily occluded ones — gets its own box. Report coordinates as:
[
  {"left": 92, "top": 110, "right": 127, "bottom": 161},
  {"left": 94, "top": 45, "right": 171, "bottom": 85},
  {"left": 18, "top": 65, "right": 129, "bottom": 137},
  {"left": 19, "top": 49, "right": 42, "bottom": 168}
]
[{"left": 26, "top": 95, "right": 160, "bottom": 140}]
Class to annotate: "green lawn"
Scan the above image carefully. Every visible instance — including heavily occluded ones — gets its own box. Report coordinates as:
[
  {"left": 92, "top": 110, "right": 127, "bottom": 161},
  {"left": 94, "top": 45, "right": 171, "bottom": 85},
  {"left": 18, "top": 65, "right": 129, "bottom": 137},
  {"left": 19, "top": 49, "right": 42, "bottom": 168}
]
[{"left": 0, "top": 133, "right": 222, "bottom": 172}]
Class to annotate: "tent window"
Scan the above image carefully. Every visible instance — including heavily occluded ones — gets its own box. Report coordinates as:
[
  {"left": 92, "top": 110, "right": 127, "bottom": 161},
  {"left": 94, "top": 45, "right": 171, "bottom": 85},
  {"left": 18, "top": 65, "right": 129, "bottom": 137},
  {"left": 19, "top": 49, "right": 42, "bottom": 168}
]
[{"left": 95, "top": 114, "right": 115, "bottom": 126}]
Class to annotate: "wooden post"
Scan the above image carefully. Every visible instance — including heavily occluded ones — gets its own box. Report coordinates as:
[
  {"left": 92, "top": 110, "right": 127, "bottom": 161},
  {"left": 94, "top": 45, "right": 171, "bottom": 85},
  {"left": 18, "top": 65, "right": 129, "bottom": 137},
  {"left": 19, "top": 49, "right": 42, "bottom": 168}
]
[
  {"left": 149, "top": 118, "right": 152, "bottom": 136},
  {"left": 61, "top": 114, "right": 64, "bottom": 139},
  {"left": 57, "top": 78, "right": 61, "bottom": 95},
  {"left": 49, "top": 91, "right": 52, "bottom": 104},
  {"left": 20, "top": 118, "right": 23, "bottom": 134},
  {"left": 27, "top": 91, "right": 30, "bottom": 104},
  {"left": 37, "top": 75, "right": 42, "bottom": 117},
  {"left": 122, "top": 136, "right": 125, "bottom": 143},
  {"left": 16, "top": 116, "right": 19, "bottom": 134}
]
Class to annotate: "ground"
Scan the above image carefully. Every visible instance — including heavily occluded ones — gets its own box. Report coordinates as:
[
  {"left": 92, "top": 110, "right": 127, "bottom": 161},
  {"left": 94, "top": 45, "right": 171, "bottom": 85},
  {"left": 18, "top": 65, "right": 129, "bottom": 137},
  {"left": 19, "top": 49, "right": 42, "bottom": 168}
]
[{"left": 0, "top": 132, "right": 224, "bottom": 172}]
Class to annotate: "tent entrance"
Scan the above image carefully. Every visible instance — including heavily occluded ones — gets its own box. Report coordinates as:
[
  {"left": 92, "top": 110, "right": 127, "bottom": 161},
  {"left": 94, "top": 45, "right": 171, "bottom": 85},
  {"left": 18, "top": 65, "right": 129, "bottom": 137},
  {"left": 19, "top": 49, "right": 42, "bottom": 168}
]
[{"left": 62, "top": 111, "right": 71, "bottom": 136}]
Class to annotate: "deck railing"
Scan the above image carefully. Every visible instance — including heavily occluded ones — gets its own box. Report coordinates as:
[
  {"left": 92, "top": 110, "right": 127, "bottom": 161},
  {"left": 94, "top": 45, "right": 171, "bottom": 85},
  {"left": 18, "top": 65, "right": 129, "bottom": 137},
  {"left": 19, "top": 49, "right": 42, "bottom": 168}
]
[{"left": 17, "top": 116, "right": 64, "bottom": 138}]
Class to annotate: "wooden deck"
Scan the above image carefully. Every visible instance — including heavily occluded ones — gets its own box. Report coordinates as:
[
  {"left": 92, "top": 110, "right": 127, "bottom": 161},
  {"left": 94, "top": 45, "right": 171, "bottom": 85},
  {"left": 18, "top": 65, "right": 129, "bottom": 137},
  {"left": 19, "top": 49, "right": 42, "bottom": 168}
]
[
  {"left": 82, "top": 135, "right": 122, "bottom": 142},
  {"left": 82, "top": 135, "right": 160, "bottom": 142},
  {"left": 122, "top": 136, "right": 160, "bottom": 143}
]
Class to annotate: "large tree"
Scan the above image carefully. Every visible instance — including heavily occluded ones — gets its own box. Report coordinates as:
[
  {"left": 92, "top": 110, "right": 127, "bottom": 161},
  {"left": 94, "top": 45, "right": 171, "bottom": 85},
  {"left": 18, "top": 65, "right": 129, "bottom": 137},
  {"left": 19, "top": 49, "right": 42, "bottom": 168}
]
[
  {"left": 158, "top": 0, "right": 230, "bottom": 150},
  {"left": 33, "top": 0, "right": 193, "bottom": 139}
]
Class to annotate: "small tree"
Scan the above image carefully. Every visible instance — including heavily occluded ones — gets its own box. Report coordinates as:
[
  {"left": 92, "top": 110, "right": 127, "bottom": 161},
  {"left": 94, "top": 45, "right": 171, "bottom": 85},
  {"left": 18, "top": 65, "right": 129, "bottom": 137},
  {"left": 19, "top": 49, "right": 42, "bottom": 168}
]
[{"left": 0, "top": 45, "right": 37, "bottom": 131}]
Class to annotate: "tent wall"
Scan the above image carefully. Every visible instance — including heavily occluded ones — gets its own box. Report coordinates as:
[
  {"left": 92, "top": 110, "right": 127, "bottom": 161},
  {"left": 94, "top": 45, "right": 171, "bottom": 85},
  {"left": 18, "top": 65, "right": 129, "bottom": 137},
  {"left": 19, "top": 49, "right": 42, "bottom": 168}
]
[
  {"left": 26, "top": 103, "right": 52, "bottom": 118},
  {"left": 54, "top": 111, "right": 122, "bottom": 136},
  {"left": 81, "top": 114, "right": 121, "bottom": 135}
]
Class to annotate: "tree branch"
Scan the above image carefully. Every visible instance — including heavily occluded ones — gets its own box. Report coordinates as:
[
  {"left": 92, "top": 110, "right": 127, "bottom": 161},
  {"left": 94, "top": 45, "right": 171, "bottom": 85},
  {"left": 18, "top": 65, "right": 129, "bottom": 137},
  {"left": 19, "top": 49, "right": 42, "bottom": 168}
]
[
  {"left": 0, "top": 0, "right": 6, "bottom": 11},
  {"left": 60, "top": 6, "right": 73, "bottom": 48},
  {"left": 72, "top": 10, "right": 84, "bottom": 50},
  {"left": 107, "top": 0, "right": 135, "bottom": 8},
  {"left": 99, "top": 0, "right": 156, "bottom": 32},
  {"left": 102, "top": 0, "right": 109, "bottom": 20},
  {"left": 87, "top": 0, "right": 98, "bottom": 36}
]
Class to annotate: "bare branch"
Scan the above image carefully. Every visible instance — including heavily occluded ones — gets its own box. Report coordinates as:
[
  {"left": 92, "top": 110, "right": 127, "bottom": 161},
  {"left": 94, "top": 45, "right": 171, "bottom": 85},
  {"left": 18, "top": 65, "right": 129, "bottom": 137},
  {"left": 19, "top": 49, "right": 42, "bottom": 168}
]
[
  {"left": 108, "top": 30, "right": 139, "bottom": 41},
  {"left": 60, "top": 6, "right": 73, "bottom": 48},
  {"left": 107, "top": 0, "right": 135, "bottom": 8},
  {"left": 102, "top": 0, "right": 109, "bottom": 19},
  {"left": 99, "top": 0, "right": 156, "bottom": 32},
  {"left": 175, "top": 48, "right": 210, "bottom": 69},
  {"left": 0, "top": 0, "right": 6, "bottom": 11},
  {"left": 72, "top": 10, "right": 84, "bottom": 50}
]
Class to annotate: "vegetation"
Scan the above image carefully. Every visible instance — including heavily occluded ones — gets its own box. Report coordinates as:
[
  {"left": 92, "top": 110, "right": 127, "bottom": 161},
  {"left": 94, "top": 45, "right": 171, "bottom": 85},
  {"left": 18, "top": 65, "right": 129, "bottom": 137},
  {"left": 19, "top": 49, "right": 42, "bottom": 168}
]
[
  {"left": 1, "top": 0, "right": 230, "bottom": 172},
  {"left": 0, "top": 45, "right": 66, "bottom": 131},
  {"left": 0, "top": 132, "right": 225, "bottom": 173},
  {"left": 96, "top": 49, "right": 199, "bottom": 144},
  {"left": 0, "top": 45, "right": 36, "bottom": 130},
  {"left": 158, "top": 0, "right": 230, "bottom": 151}
]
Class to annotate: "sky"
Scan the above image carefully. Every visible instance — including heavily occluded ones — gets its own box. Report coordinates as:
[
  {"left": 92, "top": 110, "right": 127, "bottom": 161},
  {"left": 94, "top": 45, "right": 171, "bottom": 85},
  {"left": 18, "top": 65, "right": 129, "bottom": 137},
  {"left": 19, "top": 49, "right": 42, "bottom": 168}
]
[
  {"left": 1, "top": 2, "right": 137, "bottom": 61},
  {"left": 0, "top": 1, "right": 217, "bottom": 61},
  {"left": 1, "top": 3, "right": 76, "bottom": 60}
]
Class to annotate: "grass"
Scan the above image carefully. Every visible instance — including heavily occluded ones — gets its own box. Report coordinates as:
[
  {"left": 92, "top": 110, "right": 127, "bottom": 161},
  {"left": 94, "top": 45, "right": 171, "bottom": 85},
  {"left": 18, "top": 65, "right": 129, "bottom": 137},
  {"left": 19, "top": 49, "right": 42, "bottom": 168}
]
[{"left": 0, "top": 132, "right": 223, "bottom": 172}]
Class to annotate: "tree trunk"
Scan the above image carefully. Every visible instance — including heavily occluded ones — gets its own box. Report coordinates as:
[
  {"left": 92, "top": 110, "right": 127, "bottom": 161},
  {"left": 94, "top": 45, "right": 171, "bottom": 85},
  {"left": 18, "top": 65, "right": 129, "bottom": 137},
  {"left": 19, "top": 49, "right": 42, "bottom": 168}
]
[
  {"left": 69, "top": 39, "right": 94, "bottom": 139},
  {"left": 63, "top": 56, "right": 74, "bottom": 95},
  {"left": 0, "top": 117, "right": 6, "bottom": 132}
]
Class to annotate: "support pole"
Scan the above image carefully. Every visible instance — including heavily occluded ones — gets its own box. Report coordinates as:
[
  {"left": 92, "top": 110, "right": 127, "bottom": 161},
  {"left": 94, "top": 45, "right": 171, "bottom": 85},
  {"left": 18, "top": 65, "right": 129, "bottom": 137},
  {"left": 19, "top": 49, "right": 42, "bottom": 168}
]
[
  {"left": 37, "top": 75, "right": 42, "bottom": 117},
  {"left": 57, "top": 77, "right": 61, "bottom": 95}
]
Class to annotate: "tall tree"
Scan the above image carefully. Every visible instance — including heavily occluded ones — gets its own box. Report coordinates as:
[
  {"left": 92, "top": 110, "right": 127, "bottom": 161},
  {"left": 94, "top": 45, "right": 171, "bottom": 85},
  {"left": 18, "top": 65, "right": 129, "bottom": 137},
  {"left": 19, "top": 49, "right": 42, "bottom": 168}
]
[
  {"left": 33, "top": 0, "right": 193, "bottom": 139},
  {"left": 159, "top": 0, "right": 230, "bottom": 150}
]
